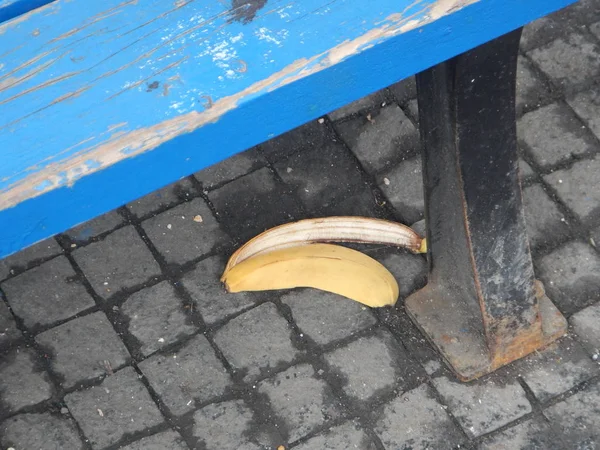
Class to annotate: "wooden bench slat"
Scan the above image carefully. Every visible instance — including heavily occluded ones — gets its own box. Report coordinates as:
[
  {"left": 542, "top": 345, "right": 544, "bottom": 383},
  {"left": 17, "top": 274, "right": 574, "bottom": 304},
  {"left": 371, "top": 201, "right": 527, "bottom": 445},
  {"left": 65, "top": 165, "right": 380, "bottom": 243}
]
[{"left": 0, "top": 0, "right": 575, "bottom": 258}]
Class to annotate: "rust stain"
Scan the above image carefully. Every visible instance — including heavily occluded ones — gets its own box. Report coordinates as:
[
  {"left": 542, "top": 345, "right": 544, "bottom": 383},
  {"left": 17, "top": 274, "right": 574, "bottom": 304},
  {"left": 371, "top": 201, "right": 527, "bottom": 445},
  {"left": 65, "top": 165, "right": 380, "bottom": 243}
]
[{"left": 0, "top": 0, "right": 480, "bottom": 209}]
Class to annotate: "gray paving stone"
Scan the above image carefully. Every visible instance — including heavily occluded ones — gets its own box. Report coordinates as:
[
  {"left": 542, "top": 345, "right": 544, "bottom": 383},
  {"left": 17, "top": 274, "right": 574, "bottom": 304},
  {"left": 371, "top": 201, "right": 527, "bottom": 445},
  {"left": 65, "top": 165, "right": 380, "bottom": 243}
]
[
  {"left": 328, "top": 90, "right": 387, "bottom": 121},
  {"left": 432, "top": 376, "right": 531, "bottom": 438},
  {"left": 0, "top": 238, "right": 62, "bottom": 281},
  {"left": 545, "top": 155, "right": 600, "bottom": 226},
  {"left": 119, "top": 430, "right": 188, "bottom": 450},
  {"left": 0, "top": 301, "right": 20, "bottom": 347},
  {"left": 374, "top": 384, "right": 464, "bottom": 450},
  {"left": 64, "top": 209, "right": 125, "bottom": 245},
  {"left": 261, "top": 119, "right": 334, "bottom": 163},
  {"left": 389, "top": 77, "right": 417, "bottom": 104},
  {"left": 281, "top": 289, "right": 377, "bottom": 346},
  {"left": 213, "top": 303, "right": 298, "bottom": 381},
  {"left": 0, "top": 347, "right": 53, "bottom": 416},
  {"left": 520, "top": 15, "right": 572, "bottom": 53},
  {"left": 127, "top": 177, "right": 197, "bottom": 219},
  {"left": 567, "top": 86, "right": 600, "bottom": 140},
  {"left": 544, "top": 380, "right": 600, "bottom": 449},
  {"left": 293, "top": 420, "right": 376, "bottom": 450},
  {"left": 191, "top": 400, "right": 261, "bottom": 450},
  {"left": 142, "top": 198, "right": 227, "bottom": 265},
  {"left": 139, "top": 335, "right": 231, "bottom": 417},
  {"left": 516, "top": 55, "right": 551, "bottom": 115},
  {"left": 570, "top": 302, "right": 600, "bottom": 355},
  {"left": 379, "top": 156, "right": 424, "bottom": 224},
  {"left": 121, "top": 281, "right": 198, "bottom": 357},
  {"left": 523, "top": 184, "right": 569, "bottom": 248},
  {"left": 1, "top": 256, "right": 95, "bottom": 330},
  {"left": 515, "top": 336, "right": 598, "bottom": 403},
  {"left": 195, "top": 147, "right": 265, "bottom": 190},
  {"left": 65, "top": 366, "right": 164, "bottom": 449},
  {"left": 555, "top": 0, "right": 600, "bottom": 26},
  {"left": 274, "top": 144, "right": 367, "bottom": 212},
  {"left": 73, "top": 226, "right": 162, "bottom": 300},
  {"left": 370, "top": 249, "right": 427, "bottom": 298},
  {"left": 519, "top": 158, "right": 535, "bottom": 179},
  {"left": 591, "top": 20, "right": 600, "bottom": 40},
  {"left": 335, "top": 105, "right": 419, "bottom": 174},
  {"left": 477, "top": 417, "right": 564, "bottom": 450},
  {"left": 528, "top": 33, "right": 600, "bottom": 94},
  {"left": 537, "top": 241, "right": 600, "bottom": 314},
  {"left": 0, "top": 412, "right": 85, "bottom": 450},
  {"left": 315, "top": 189, "right": 385, "bottom": 218},
  {"left": 405, "top": 99, "right": 419, "bottom": 124},
  {"left": 518, "top": 103, "right": 596, "bottom": 169},
  {"left": 208, "top": 167, "right": 303, "bottom": 242},
  {"left": 35, "top": 312, "right": 131, "bottom": 390},
  {"left": 258, "top": 364, "right": 340, "bottom": 443},
  {"left": 324, "top": 331, "right": 423, "bottom": 402},
  {"left": 180, "top": 256, "right": 255, "bottom": 325}
]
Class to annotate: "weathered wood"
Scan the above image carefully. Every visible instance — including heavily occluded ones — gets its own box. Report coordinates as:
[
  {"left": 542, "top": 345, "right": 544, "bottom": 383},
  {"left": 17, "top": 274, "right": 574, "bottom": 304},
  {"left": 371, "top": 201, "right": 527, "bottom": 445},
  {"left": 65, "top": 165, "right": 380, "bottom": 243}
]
[
  {"left": 0, "top": 0, "right": 576, "bottom": 258},
  {"left": 0, "top": 0, "right": 54, "bottom": 23}
]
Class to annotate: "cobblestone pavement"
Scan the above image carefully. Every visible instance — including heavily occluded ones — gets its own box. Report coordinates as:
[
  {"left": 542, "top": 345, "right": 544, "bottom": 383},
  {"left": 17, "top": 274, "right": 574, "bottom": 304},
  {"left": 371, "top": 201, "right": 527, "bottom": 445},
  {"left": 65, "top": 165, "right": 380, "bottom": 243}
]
[{"left": 2, "top": 2, "right": 600, "bottom": 449}]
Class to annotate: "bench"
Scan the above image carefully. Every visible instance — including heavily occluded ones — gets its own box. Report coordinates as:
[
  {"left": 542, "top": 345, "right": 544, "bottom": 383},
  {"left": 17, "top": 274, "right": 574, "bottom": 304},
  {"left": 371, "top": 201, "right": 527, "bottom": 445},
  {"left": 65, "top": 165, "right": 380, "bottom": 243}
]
[{"left": 0, "top": 0, "right": 577, "bottom": 380}]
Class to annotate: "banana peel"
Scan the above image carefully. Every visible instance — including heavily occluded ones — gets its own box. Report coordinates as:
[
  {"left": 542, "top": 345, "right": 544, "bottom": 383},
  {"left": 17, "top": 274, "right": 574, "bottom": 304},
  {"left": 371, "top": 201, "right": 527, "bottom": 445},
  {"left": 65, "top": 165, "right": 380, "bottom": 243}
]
[{"left": 222, "top": 243, "right": 399, "bottom": 307}]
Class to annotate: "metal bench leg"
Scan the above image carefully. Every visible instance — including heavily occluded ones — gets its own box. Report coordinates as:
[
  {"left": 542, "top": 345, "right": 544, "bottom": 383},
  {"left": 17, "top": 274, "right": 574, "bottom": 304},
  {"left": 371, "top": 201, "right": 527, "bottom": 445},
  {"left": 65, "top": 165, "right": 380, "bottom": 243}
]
[{"left": 407, "top": 28, "right": 567, "bottom": 381}]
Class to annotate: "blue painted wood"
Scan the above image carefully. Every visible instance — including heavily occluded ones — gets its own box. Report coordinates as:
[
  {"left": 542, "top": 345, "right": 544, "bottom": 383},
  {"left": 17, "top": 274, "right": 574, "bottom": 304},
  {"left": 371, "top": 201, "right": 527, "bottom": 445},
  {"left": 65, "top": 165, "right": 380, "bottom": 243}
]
[
  {"left": 0, "top": 0, "right": 576, "bottom": 258},
  {"left": 0, "top": 0, "right": 54, "bottom": 24}
]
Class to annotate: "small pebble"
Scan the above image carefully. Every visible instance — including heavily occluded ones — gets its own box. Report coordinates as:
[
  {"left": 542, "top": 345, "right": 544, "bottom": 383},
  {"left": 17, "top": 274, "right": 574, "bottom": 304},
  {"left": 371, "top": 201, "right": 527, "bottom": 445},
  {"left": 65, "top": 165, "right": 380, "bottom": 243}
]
[
  {"left": 193, "top": 215, "right": 203, "bottom": 223},
  {"left": 383, "top": 177, "right": 390, "bottom": 185},
  {"left": 592, "top": 353, "right": 599, "bottom": 361},
  {"left": 317, "top": 118, "right": 325, "bottom": 124},
  {"left": 167, "top": 224, "right": 172, "bottom": 230}
]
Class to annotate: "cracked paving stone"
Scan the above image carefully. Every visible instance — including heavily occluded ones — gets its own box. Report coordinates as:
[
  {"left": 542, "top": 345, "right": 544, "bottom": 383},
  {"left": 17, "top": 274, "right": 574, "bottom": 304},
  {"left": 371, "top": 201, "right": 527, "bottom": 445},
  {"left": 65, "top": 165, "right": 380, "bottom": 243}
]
[
  {"left": 139, "top": 334, "right": 231, "bottom": 417},
  {"left": 432, "top": 376, "right": 531, "bottom": 438},
  {"left": 213, "top": 303, "right": 298, "bottom": 381},
  {"left": 379, "top": 156, "right": 424, "bottom": 224},
  {"left": 0, "top": 301, "right": 20, "bottom": 347},
  {"left": 208, "top": 167, "right": 303, "bottom": 242},
  {"left": 0, "top": 238, "right": 62, "bottom": 281},
  {"left": 258, "top": 364, "right": 341, "bottom": 443},
  {"left": 0, "top": 347, "right": 53, "bottom": 416},
  {"left": 570, "top": 302, "right": 600, "bottom": 356},
  {"left": 121, "top": 281, "right": 198, "bottom": 357},
  {"left": 293, "top": 420, "right": 376, "bottom": 450},
  {"left": 513, "top": 336, "right": 598, "bottom": 403},
  {"left": 544, "top": 380, "right": 600, "bottom": 448},
  {"left": 523, "top": 184, "right": 570, "bottom": 248},
  {"left": 324, "top": 331, "right": 423, "bottom": 402},
  {"left": 119, "top": 430, "right": 188, "bottom": 450},
  {"left": 1, "top": 256, "right": 95, "bottom": 330},
  {"left": 180, "top": 255, "right": 255, "bottom": 325},
  {"left": 274, "top": 143, "right": 367, "bottom": 212},
  {"left": 73, "top": 226, "right": 162, "bottom": 300},
  {"left": 374, "top": 384, "right": 464, "bottom": 450},
  {"left": 191, "top": 400, "right": 262, "bottom": 450},
  {"left": 328, "top": 90, "right": 388, "bottom": 122},
  {"left": 0, "top": 412, "right": 85, "bottom": 450},
  {"left": 335, "top": 105, "right": 419, "bottom": 174},
  {"left": 64, "top": 209, "right": 125, "bottom": 245},
  {"left": 517, "top": 103, "right": 597, "bottom": 170},
  {"left": 528, "top": 33, "right": 600, "bottom": 94},
  {"left": 65, "top": 366, "right": 164, "bottom": 449},
  {"left": 567, "top": 86, "right": 600, "bottom": 140},
  {"left": 545, "top": 155, "right": 600, "bottom": 226},
  {"left": 35, "top": 312, "right": 131, "bottom": 390},
  {"left": 281, "top": 289, "right": 376, "bottom": 346},
  {"left": 195, "top": 147, "right": 266, "bottom": 190},
  {"left": 537, "top": 241, "right": 600, "bottom": 315},
  {"left": 142, "top": 198, "right": 227, "bottom": 265},
  {"left": 477, "top": 417, "right": 564, "bottom": 450},
  {"left": 127, "top": 177, "right": 197, "bottom": 219}
]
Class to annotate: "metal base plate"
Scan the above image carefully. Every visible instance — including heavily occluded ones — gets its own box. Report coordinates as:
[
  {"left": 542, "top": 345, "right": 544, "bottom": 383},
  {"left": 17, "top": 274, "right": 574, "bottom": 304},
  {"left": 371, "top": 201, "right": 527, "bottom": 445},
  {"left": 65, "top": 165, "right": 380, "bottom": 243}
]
[{"left": 405, "top": 281, "right": 568, "bottom": 381}]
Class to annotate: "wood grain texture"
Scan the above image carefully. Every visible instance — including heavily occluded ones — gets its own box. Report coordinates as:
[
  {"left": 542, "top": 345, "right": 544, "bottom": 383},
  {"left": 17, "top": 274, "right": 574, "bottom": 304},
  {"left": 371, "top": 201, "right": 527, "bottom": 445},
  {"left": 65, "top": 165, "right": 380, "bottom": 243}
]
[
  {"left": 0, "top": 0, "right": 54, "bottom": 23},
  {"left": 0, "top": 0, "right": 576, "bottom": 257}
]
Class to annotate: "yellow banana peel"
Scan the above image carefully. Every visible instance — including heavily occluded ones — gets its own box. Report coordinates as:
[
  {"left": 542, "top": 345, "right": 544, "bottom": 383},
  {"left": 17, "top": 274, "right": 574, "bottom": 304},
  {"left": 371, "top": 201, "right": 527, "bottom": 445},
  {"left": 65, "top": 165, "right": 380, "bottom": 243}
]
[{"left": 221, "top": 243, "right": 399, "bottom": 307}]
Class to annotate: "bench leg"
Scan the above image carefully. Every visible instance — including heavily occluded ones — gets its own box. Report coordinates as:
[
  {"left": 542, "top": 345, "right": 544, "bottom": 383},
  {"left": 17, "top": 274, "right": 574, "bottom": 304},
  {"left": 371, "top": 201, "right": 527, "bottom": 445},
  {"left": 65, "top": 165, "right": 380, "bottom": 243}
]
[{"left": 407, "top": 28, "right": 567, "bottom": 381}]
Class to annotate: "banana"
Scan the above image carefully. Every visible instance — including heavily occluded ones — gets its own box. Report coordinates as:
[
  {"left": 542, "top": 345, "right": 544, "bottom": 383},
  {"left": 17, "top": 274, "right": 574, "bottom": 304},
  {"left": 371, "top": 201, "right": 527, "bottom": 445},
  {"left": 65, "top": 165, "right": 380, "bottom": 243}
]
[
  {"left": 222, "top": 243, "right": 399, "bottom": 307},
  {"left": 223, "top": 216, "right": 425, "bottom": 275}
]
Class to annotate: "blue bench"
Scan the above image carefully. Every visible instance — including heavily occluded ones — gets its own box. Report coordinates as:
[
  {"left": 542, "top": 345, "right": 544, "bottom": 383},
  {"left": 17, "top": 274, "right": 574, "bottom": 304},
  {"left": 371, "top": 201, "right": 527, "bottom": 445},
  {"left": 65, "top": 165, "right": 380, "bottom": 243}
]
[{"left": 0, "top": 0, "right": 577, "bottom": 379}]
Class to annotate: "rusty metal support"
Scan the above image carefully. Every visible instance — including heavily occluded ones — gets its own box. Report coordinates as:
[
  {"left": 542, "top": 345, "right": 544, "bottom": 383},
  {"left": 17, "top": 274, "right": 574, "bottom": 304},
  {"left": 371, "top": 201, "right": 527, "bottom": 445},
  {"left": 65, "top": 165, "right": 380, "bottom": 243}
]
[{"left": 406, "top": 28, "right": 567, "bottom": 381}]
